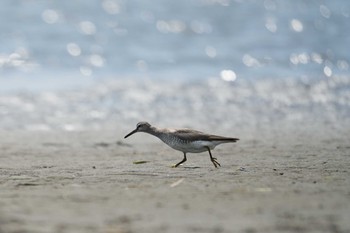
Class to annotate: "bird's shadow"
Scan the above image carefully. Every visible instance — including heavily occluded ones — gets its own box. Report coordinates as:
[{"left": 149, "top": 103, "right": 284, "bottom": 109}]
[{"left": 182, "top": 166, "right": 201, "bottom": 169}]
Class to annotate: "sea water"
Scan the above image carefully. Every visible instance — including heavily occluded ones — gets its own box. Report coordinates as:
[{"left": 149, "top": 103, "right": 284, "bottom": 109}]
[{"left": 0, "top": 0, "right": 349, "bottom": 133}]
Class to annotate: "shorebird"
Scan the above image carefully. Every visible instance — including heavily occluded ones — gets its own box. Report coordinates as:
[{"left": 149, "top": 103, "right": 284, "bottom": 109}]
[{"left": 124, "top": 122, "right": 239, "bottom": 168}]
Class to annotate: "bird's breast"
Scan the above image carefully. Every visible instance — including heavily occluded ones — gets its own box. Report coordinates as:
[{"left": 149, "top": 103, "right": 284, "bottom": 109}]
[{"left": 161, "top": 135, "right": 217, "bottom": 153}]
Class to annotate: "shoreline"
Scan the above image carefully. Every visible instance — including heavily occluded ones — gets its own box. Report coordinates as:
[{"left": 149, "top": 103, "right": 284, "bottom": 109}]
[{"left": 0, "top": 130, "right": 349, "bottom": 232}]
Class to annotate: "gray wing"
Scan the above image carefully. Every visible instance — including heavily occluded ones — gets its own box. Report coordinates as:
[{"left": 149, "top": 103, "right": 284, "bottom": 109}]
[{"left": 174, "top": 129, "right": 239, "bottom": 142}]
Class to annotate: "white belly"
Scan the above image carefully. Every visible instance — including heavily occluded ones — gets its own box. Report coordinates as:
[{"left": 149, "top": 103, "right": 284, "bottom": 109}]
[{"left": 165, "top": 139, "right": 220, "bottom": 153}]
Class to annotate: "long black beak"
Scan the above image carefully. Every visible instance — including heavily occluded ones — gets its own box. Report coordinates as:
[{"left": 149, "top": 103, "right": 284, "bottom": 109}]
[{"left": 124, "top": 129, "right": 138, "bottom": 138}]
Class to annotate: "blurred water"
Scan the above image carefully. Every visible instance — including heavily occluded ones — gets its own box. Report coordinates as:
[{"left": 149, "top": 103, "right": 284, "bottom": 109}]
[
  {"left": 1, "top": 0, "right": 349, "bottom": 86},
  {"left": 1, "top": 77, "right": 349, "bottom": 134},
  {"left": 0, "top": 0, "right": 349, "bottom": 132}
]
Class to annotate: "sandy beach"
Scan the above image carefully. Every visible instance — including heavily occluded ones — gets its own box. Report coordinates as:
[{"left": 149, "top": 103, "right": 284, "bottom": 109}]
[
  {"left": 0, "top": 128, "right": 349, "bottom": 233},
  {"left": 1, "top": 0, "right": 350, "bottom": 232}
]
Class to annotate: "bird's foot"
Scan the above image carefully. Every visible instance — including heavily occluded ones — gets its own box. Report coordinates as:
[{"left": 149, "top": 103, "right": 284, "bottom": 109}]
[
  {"left": 211, "top": 157, "right": 221, "bottom": 168},
  {"left": 171, "top": 163, "right": 180, "bottom": 168}
]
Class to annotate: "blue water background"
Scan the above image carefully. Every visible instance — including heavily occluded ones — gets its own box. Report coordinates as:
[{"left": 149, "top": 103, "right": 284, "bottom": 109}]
[
  {"left": 0, "top": 0, "right": 349, "bottom": 132},
  {"left": 1, "top": 0, "right": 349, "bottom": 90}
]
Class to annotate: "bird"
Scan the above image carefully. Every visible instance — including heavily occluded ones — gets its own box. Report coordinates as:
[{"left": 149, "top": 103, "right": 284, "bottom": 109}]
[{"left": 124, "top": 122, "right": 239, "bottom": 168}]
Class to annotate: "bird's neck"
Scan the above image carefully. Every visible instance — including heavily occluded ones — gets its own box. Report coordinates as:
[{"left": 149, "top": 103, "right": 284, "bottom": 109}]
[{"left": 146, "top": 126, "right": 164, "bottom": 138}]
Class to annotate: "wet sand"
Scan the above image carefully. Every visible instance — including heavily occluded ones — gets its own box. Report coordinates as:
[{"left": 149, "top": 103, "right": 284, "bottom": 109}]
[{"left": 0, "top": 129, "right": 349, "bottom": 233}]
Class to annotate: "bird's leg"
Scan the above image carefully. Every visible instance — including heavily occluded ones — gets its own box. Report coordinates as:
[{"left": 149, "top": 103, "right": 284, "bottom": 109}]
[
  {"left": 172, "top": 152, "right": 187, "bottom": 168},
  {"left": 206, "top": 147, "right": 221, "bottom": 168}
]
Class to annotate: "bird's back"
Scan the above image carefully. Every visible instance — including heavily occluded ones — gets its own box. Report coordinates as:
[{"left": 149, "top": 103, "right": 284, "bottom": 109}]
[
  {"left": 158, "top": 128, "right": 239, "bottom": 153},
  {"left": 172, "top": 129, "right": 239, "bottom": 142}
]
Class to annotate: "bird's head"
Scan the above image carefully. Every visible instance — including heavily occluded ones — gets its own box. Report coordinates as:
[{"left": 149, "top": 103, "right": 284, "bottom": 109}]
[{"left": 124, "top": 122, "right": 152, "bottom": 138}]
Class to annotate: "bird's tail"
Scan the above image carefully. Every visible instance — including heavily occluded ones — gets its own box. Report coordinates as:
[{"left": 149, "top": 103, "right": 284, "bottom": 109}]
[
  {"left": 221, "top": 138, "right": 239, "bottom": 142},
  {"left": 209, "top": 136, "right": 239, "bottom": 142}
]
